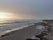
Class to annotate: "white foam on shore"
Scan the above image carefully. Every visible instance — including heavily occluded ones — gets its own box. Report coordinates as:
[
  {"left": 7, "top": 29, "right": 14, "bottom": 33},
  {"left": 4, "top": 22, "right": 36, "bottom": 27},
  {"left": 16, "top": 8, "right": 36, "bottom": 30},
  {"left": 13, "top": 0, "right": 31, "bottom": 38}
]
[
  {"left": 0, "top": 20, "right": 42, "bottom": 36},
  {"left": 0, "top": 24, "right": 34, "bottom": 36}
]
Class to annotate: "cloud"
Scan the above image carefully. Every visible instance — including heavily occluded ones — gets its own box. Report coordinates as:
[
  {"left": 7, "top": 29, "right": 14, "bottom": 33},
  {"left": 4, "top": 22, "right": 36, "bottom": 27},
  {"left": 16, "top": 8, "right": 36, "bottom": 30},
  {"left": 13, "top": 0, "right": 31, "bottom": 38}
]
[{"left": 0, "top": 0, "right": 53, "bottom": 19}]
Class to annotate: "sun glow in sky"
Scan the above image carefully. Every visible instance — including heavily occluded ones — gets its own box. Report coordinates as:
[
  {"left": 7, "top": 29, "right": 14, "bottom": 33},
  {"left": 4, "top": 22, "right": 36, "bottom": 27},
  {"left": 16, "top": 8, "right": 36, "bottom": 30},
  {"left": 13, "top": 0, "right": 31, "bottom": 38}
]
[
  {"left": 0, "top": 12, "right": 17, "bottom": 23},
  {"left": 0, "top": 12, "right": 11, "bottom": 19}
]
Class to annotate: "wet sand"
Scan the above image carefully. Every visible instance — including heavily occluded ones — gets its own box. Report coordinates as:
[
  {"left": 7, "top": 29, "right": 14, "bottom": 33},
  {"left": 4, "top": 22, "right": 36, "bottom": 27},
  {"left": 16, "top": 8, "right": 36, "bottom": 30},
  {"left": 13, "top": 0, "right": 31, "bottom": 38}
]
[
  {"left": 0, "top": 23, "right": 53, "bottom": 40},
  {"left": 0, "top": 25, "right": 40, "bottom": 40}
]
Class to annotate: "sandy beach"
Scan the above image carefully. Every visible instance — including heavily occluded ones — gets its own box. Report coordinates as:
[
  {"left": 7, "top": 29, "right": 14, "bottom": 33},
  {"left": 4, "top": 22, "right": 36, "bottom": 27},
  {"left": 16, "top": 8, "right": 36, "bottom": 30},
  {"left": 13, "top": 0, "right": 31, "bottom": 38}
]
[
  {"left": 0, "top": 25, "right": 40, "bottom": 40},
  {"left": 0, "top": 20, "right": 53, "bottom": 40}
]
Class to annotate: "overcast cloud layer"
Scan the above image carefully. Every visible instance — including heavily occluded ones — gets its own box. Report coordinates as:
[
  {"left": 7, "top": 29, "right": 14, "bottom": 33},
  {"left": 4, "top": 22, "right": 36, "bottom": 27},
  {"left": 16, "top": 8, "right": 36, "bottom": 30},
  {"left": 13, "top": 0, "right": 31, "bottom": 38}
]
[{"left": 0, "top": 0, "right": 53, "bottom": 19}]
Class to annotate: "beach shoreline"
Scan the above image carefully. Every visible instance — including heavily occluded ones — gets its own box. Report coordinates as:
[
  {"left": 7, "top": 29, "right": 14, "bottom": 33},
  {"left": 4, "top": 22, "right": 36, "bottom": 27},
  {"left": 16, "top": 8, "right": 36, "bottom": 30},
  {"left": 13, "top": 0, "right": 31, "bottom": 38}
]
[{"left": 0, "top": 24, "right": 38, "bottom": 40}]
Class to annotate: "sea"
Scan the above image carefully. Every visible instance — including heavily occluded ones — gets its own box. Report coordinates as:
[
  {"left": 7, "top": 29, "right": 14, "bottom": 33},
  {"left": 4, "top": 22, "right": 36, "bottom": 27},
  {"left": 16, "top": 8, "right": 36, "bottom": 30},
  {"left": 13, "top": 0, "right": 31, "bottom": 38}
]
[{"left": 0, "top": 20, "right": 42, "bottom": 36}]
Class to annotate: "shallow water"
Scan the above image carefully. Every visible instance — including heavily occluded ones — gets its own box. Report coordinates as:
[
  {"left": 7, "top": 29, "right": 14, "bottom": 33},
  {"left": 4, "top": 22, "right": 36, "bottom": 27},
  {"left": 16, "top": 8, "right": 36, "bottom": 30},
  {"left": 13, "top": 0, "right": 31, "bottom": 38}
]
[{"left": 0, "top": 20, "right": 42, "bottom": 36}]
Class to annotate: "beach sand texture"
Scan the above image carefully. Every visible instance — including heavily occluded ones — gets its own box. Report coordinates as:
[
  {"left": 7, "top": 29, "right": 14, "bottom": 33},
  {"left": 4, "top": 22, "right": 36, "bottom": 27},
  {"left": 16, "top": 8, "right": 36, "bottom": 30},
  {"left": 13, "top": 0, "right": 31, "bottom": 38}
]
[{"left": 0, "top": 25, "right": 40, "bottom": 40}]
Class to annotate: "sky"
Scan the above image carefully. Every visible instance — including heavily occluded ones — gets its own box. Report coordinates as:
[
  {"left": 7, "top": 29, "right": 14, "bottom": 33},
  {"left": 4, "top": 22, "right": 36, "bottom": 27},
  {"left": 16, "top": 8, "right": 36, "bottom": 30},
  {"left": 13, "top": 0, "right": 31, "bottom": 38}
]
[{"left": 0, "top": 0, "right": 53, "bottom": 20}]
